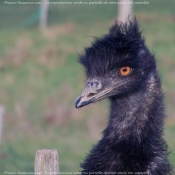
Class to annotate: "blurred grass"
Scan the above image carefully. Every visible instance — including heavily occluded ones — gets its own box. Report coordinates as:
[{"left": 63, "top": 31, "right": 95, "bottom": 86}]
[{"left": 0, "top": 0, "right": 175, "bottom": 173}]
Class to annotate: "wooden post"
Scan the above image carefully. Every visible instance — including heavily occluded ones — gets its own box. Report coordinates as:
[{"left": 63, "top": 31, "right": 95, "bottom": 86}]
[
  {"left": 40, "top": 0, "right": 49, "bottom": 30},
  {"left": 35, "top": 149, "right": 59, "bottom": 175},
  {"left": 0, "top": 105, "right": 5, "bottom": 145},
  {"left": 117, "top": 0, "right": 133, "bottom": 23}
]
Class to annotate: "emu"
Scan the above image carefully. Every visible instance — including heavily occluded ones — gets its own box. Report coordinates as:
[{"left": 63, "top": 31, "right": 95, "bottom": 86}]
[{"left": 75, "top": 20, "right": 172, "bottom": 175}]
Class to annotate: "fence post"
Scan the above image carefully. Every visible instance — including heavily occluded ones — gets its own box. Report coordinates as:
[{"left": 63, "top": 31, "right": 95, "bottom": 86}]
[
  {"left": 35, "top": 149, "right": 59, "bottom": 175},
  {"left": 117, "top": 0, "right": 133, "bottom": 23},
  {"left": 40, "top": 0, "right": 49, "bottom": 30},
  {"left": 0, "top": 105, "right": 5, "bottom": 146}
]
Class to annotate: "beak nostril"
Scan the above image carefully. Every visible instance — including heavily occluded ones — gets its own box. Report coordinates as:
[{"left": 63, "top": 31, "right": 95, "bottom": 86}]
[{"left": 88, "top": 93, "right": 96, "bottom": 97}]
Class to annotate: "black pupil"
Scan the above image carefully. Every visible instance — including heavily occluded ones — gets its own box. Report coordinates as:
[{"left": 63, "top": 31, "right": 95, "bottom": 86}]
[{"left": 123, "top": 68, "right": 127, "bottom": 72}]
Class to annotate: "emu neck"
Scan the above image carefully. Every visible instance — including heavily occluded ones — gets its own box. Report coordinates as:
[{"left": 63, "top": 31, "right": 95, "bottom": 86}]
[
  {"left": 81, "top": 73, "right": 171, "bottom": 174},
  {"left": 104, "top": 73, "right": 164, "bottom": 143}
]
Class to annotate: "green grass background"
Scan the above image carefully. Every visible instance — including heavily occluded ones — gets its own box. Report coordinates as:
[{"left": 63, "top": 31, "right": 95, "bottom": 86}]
[{"left": 0, "top": 0, "right": 175, "bottom": 173}]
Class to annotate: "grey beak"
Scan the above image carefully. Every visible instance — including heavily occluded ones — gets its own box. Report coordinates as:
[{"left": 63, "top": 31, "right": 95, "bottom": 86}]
[{"left": 75, "top": 79, "right": 102, "bottom": 108}]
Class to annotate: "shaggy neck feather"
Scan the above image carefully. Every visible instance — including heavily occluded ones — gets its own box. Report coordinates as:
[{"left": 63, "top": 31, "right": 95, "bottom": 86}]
[
  {"left": 81, "top": 73, "right": 172, "bottom": 174},
  {"left": 105, "top": 72, "right": 163, "bottom": 143}
]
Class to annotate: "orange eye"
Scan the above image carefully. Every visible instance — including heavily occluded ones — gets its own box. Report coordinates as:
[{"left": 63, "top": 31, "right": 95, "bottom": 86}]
[{"left": 119, "top": 66, "right": 131, "bottom": 76}]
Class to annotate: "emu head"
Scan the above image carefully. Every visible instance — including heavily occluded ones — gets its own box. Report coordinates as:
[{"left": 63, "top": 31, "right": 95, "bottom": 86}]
[{"left": 75, "top": 20, "right": 156, "bottom": 108}]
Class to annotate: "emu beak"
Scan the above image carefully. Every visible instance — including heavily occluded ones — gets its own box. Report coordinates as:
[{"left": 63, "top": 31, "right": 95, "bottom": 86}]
[
  {"left": 75, "top": 79, "right": 102, "bottom": 108},
  {"left": 75, "top": 79, "right": 113, "bottom": 108}
]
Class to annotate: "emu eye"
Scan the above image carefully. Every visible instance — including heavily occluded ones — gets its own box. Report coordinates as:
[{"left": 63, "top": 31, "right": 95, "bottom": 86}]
[{"left": 119, "top": 66, "right": 131, "bottom": 76}]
